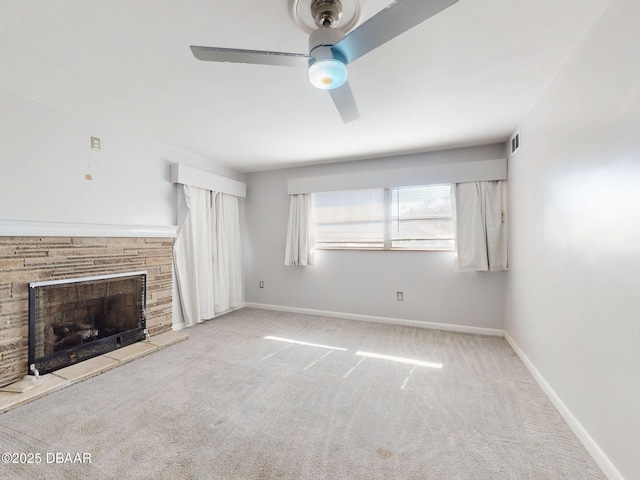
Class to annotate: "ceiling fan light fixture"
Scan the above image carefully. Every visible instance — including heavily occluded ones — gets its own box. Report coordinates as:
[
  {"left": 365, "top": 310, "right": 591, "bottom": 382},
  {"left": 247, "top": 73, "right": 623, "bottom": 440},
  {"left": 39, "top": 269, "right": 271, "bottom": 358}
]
[{"left": 308, "top": 58, "right": 347, "bottom": 90}]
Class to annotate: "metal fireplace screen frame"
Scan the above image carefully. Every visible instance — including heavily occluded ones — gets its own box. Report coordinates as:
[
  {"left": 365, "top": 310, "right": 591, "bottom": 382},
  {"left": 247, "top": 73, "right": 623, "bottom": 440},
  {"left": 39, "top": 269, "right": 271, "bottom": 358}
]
[{"left": 28, "top": 271, "right": 147, "bottom": 376}]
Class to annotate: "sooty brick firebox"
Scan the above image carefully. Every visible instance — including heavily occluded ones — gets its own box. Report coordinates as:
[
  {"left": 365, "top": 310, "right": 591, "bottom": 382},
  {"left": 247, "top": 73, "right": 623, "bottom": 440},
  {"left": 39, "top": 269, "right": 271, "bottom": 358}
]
[{"left": 28, "top": 271, "right": 147, "bottom": 376}]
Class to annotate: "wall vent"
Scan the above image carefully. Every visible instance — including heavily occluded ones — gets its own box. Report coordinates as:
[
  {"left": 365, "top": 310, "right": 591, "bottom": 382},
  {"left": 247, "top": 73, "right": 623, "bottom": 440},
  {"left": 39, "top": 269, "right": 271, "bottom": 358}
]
[{"left": 511, "top": 132, "right": 520, "bottom": 154}]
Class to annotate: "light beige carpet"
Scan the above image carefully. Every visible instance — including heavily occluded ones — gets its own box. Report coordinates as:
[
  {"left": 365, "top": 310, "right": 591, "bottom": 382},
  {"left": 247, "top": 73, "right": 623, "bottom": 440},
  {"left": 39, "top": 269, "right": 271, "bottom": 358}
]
[{"left": 0, "top": 308, "right": 605, "bottom": 479}]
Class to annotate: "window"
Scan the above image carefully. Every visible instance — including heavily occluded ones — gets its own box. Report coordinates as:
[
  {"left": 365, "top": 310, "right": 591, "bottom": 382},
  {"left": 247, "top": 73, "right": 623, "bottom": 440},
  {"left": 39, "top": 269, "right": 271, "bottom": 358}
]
[
  {"left": 313, "top": 188, "right": 385, "bottom": 249},
  {"left": 391, "top": 185, "right": 454, "bottom": 250},
  {"left": 312, "top": 185, "right": 454, "bottom": 251}
]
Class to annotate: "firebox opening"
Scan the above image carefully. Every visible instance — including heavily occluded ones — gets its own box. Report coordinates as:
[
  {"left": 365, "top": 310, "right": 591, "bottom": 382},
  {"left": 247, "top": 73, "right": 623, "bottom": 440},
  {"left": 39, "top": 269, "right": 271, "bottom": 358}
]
[{"left": 29, "top": 271, "right": 147, "bottom": 375}]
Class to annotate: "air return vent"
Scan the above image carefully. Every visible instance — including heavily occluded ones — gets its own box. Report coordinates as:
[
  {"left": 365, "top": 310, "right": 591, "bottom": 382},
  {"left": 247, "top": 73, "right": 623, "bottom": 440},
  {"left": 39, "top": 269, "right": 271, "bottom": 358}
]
[{"left": 511, "top": 132, "right": 520, "bottom": 154}]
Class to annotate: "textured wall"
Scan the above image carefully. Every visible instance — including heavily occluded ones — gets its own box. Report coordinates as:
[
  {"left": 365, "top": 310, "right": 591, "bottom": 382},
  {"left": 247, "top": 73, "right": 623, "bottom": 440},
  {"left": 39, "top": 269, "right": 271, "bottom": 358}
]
[{"left": 0, "top": 236, "right": 173, "bottom": 387}]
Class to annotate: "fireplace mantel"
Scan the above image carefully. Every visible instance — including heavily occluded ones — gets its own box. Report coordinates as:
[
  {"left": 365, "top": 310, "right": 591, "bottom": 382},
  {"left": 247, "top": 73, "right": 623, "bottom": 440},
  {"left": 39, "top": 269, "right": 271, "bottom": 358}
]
[{"left": 0, "top": 219, "right": 177, "bottom": 238}]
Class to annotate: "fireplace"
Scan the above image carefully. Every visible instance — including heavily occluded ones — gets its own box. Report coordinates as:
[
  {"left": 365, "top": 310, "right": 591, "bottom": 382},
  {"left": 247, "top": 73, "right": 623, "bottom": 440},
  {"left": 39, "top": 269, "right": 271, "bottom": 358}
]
[{"left": 28, "top": 271, "right": 147, "bottom": 376}]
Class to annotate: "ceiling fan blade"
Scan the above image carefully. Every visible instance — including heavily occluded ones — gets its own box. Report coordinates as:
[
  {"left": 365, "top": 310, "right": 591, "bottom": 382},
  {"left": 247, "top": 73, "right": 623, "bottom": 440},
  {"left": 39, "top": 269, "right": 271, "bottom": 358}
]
[
  {"left": 190, "top": 46, "right": 309, "bottom": 67},
  {"left": 331, "top": 0, "right": 458, "bottom": 65},
  {"left": 329, "top": 82, "right": 360, "bottom": 123}
]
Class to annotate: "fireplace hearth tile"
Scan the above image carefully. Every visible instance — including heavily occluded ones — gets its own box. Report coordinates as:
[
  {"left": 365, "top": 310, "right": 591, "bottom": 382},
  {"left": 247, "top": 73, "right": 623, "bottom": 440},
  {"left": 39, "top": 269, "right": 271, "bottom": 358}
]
[
  {"left": 104, "top": 342, "right": 157, "bottom": 362},
  {"left": 0, "top": 375, "right": 68, "bottom": 414},
  {"left": 53, "top": 355, "right": 119, "bottom": 383},
  {"left": 0, "top": 376, "right": 45, "bottom": 393}
]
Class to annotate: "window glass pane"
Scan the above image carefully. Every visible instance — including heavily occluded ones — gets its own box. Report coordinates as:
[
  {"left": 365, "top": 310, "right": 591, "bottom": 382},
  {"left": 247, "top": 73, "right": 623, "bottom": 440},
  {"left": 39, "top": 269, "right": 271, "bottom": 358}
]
[
  {"left": 391, "top": 185, "right": 454, "bottom": 250},
  {"left": 313, "top": 189, "right": 384, "bottom": 248}
]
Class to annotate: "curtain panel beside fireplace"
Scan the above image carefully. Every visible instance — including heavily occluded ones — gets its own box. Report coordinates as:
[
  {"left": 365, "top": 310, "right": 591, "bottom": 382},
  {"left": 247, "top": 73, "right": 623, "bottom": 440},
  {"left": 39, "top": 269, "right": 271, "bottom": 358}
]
[{"left": 173, "top": 185, "right": 243, "bottom": 327}]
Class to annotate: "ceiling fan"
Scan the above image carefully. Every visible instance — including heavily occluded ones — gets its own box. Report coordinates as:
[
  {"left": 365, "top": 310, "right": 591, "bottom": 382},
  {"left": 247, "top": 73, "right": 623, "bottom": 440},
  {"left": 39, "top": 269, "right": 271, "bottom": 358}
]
[{"left": 190, "top": 0, "right": 458, "bottom": 123}]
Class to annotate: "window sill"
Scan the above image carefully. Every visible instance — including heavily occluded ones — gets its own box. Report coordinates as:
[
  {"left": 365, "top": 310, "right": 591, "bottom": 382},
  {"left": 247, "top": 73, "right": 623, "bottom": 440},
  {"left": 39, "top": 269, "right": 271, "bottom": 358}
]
[{"left": 315, "top": 247, "right": 454, "bottom": 252}]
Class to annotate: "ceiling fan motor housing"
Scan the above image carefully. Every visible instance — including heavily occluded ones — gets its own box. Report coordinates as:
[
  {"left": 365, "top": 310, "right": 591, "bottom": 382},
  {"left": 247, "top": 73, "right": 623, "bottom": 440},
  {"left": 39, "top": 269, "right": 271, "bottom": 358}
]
[{"left": 308, "top": 26, "right": 346, "bottom": 62}]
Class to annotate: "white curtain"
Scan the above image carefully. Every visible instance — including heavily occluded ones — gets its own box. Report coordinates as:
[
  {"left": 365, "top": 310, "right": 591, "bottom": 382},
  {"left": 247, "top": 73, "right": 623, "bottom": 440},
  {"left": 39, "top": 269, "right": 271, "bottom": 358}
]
[
  {"left": 174, "top": 185, "right": 243, "bottom": 327},
  {"left": 284, "top": 194, "right": 315, "bottom": 266},
  {"left": 212, "top": 192, "right": 243, "bottom": 313},
  {"left": 453, "top": 180, "right": 507, "bottom": 272},
  {"left": 173, "top": 186, "right": 215, "bottom": 326}
]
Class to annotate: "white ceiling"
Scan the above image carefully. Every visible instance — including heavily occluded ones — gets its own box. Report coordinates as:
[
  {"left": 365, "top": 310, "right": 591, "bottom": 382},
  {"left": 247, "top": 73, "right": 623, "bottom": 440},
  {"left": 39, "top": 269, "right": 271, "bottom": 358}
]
[{"left": 0, "top": 0, "right": 611, "bottom": 172}]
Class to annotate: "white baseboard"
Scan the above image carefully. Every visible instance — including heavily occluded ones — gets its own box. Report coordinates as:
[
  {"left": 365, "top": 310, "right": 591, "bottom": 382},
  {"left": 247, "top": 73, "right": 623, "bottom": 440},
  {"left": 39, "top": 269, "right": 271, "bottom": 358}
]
[
  {"left": 244, "top": 302, "right": 504, "bottom": 337},
  {"left": 172, "top": 304, "right": 246, "bottom": 331},
  {"left": 504, "top": 332, "right": 623, "bottom": 480},
  {"left": 215, "top": 305, "right": 246, "bottom": 318}
]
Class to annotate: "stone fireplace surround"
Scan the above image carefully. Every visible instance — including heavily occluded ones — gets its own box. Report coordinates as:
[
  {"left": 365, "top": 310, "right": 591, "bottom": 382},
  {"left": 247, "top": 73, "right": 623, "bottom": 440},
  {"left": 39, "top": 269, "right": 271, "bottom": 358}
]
[{"left": 0, "top": 235, "right": 174, "bottom": 388}]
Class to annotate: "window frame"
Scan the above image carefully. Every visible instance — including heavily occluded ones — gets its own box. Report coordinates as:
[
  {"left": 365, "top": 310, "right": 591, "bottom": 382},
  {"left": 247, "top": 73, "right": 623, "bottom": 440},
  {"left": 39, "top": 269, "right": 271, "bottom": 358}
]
[{"left": 312, "top": 184, "right": 455, "bottom": 252}]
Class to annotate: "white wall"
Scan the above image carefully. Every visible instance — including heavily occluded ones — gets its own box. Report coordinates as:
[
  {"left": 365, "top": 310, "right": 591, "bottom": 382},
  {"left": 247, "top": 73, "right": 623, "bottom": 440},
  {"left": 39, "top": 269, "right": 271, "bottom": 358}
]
[
  {"left": 0, "top": 89, "right": 244, "bottom": 227},
  {"left": 0, "top": 89, "right": 245, "bottom": 329},
  {"left": 245, "top": 145, "right": 507, "bottom": 332},
  {"left": 505, "top": 0, "right": 640, "bottom": 478}
]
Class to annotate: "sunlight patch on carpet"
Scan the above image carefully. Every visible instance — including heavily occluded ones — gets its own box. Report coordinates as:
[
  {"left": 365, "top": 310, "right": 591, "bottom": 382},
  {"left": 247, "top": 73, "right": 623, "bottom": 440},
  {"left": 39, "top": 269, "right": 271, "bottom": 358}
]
[
  {"left": 264, "top": 336, "right": 348, "bottom": 351},
  {"left": 356, "top": 351, "right": 443, "bottom": 369}
]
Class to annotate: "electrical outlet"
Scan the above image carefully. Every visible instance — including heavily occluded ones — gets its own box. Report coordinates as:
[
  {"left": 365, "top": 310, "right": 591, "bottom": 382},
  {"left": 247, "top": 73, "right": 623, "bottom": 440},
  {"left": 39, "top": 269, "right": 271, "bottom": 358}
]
[
  {"left": 259, "top": 281, "right": 264, "bottom": 288},
  {"left": 397, "top": 291, "right": 403, "bottom": 301},
  {"left": 91, "top": 136, "right": 101, "bottom": 151}
]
